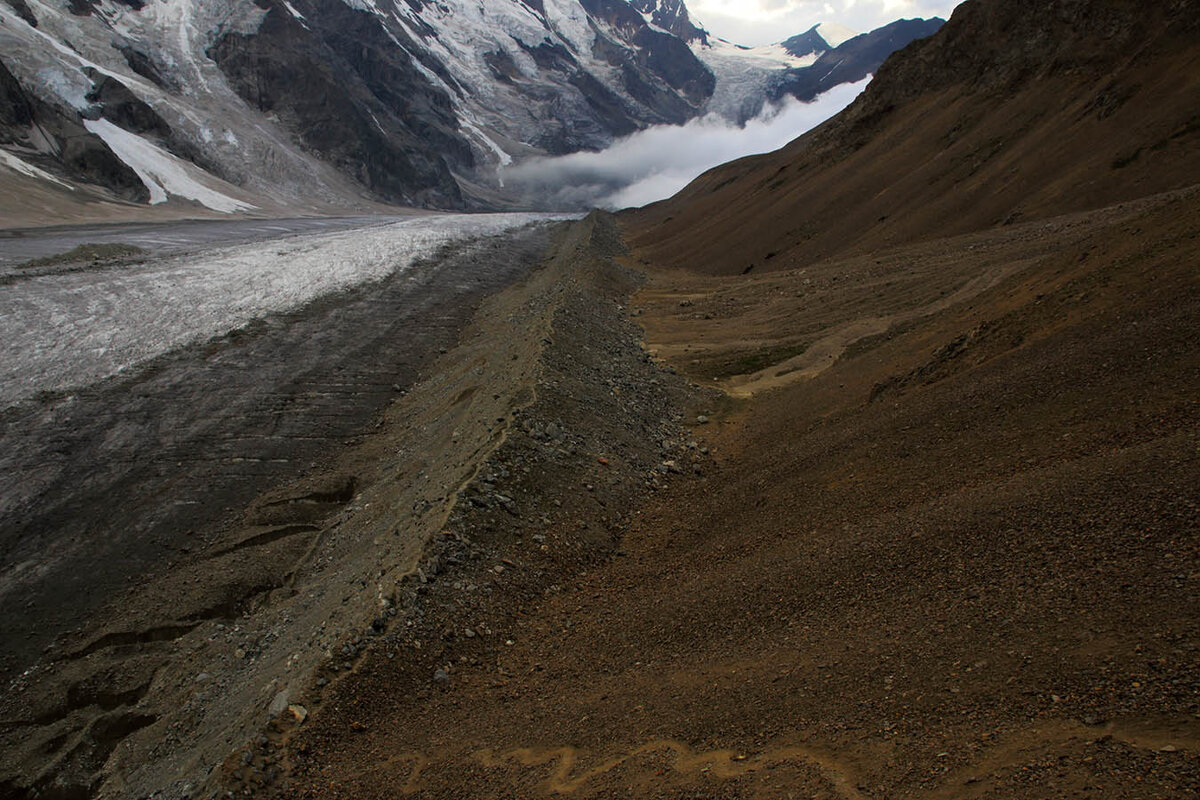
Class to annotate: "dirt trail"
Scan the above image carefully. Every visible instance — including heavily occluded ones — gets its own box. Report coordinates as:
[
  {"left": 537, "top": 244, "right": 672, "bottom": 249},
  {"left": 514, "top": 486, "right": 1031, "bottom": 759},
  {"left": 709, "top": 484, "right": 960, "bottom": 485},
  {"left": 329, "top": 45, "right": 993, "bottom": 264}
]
[{"left": 262, "top": 191, "right": 1197, "bottom": 799}]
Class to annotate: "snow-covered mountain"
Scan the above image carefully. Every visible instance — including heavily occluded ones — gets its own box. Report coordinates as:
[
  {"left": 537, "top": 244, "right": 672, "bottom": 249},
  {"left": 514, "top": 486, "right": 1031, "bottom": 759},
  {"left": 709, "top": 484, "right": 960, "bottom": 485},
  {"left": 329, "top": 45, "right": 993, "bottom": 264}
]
[{"left": 0, "top": 0, "right": 942, "bottom": 213}]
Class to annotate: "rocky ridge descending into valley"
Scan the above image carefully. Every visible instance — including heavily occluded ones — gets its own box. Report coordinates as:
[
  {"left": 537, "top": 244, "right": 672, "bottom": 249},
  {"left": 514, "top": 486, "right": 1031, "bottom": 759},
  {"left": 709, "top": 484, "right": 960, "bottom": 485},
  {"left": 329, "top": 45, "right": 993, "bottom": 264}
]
[{"left": 0, "top": 212, "right": 718, "bottom": 800}]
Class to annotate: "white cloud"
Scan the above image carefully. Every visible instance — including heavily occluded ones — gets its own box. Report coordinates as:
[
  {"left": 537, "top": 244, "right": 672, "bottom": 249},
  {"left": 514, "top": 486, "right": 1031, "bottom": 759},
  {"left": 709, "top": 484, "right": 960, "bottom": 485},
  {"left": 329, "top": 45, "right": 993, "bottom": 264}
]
[
  {"left": 689, "top": 0, "right": 962, "bottom": 46},
  {"left": 503, "top": 77, "right": 869, "bottom": 210}
]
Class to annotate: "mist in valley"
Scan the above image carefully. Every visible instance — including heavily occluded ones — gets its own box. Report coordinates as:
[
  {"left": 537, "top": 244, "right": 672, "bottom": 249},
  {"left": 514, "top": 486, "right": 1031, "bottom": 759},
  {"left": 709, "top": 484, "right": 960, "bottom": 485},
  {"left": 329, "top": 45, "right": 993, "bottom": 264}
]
[{"left": 503, "top": 77, "right": 869, "bottom": 210}]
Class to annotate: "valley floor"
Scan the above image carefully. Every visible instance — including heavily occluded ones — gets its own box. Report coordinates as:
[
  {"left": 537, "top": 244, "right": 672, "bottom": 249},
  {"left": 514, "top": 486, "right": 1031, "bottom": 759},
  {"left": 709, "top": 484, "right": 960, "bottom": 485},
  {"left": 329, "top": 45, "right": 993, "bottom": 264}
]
[{"left": 2, "top": 189, "right": 1197, "bottom": 799}]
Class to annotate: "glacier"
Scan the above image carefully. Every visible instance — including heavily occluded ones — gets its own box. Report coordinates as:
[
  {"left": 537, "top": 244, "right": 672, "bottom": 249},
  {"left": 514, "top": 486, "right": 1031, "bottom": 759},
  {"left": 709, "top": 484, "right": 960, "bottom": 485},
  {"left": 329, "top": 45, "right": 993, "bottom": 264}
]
[{"left": 0, "top": 212, "right": 571, "bottom": 407}]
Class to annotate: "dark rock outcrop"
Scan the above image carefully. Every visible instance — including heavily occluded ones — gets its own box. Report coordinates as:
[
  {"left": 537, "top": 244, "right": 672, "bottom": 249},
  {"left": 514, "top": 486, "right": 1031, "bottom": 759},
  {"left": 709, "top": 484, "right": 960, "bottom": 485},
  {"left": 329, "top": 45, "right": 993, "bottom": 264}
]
[
  {"left": 0, "top": 60, "right": 33, "bottom": 136},
  {"left": 83, "top": 69, "right": 171, "bottom": 137},
  {"left": 207, "top": 0, "right": 468, "bottom": 207},
  {"left": 780, "top": 25, "right": 828, "bottom": 59},
  {"left": 0, "top": 59, "right": 148, "bottom": 201},
  {"left": 583, "top": 0, "right": 715, "bottom": 121},
  {"left": 629, "top": 0, "right": 707, "bottom": 44},
  {"left": 115, "top": 44, "right": 177, "bottom": 92},
  {"left": 3, "top": 0, "right": 37, "bottom": 27}
]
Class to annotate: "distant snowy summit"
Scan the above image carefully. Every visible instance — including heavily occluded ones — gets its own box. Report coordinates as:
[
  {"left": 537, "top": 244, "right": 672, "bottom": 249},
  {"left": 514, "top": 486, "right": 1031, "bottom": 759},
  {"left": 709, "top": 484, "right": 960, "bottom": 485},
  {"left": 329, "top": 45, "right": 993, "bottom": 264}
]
[{"left": 0, "top": 0, "right": 943, "bottom": 212}]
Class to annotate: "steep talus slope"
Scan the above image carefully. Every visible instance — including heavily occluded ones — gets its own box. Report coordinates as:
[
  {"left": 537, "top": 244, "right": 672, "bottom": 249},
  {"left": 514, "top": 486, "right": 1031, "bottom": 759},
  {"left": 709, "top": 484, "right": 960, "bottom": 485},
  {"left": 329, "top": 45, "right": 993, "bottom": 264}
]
[
  {"left": 214, "top": 182, "right": 1199, "bottom": 799},
  {"left": 627, "top": 0, "right": 1200, "bottom": 274}
]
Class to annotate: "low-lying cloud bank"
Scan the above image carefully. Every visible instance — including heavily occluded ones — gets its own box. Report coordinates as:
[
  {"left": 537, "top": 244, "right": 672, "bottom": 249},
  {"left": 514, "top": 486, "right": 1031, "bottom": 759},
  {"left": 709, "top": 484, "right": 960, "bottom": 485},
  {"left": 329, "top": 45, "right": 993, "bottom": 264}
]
[{"left": 502, "top": 76, "right": 870, "bottom": 211}]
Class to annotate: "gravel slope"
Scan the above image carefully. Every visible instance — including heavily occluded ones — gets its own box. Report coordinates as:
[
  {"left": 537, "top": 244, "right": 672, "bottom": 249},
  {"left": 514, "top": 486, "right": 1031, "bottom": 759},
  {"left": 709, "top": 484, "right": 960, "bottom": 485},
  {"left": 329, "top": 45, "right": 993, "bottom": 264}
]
[{"left": 261, "top": 192, "right": 1198, "bottom": 799}]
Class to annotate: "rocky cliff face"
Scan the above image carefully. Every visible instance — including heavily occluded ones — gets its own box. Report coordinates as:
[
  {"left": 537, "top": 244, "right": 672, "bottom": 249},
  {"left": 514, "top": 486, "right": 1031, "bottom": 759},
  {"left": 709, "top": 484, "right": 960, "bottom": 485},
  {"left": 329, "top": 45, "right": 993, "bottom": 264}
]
[
  {"left": 0, "top": 0, "right": 940, "bottom": 212},
  {"left": 206, "top": 0, "right": 470, "bottom": 207},
  {"left": 629, "top": 0, "right": 706, "bottom": 43},
  {"left": 0, "top": 60, "right": 149, "bottom": 201}
]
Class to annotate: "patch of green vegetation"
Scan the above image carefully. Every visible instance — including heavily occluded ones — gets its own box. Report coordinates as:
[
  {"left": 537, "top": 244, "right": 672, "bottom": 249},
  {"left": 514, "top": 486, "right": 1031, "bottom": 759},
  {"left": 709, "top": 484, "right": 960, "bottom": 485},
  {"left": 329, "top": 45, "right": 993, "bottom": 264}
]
[
  {"left": 713, "top": 341, "right": 814, "bottom": 378},
  {"left": 840, "top": 318, "right": 923, "bottom": 361},
  {"left": 19, "top": 242, "right": 147, "bottom": 269}
]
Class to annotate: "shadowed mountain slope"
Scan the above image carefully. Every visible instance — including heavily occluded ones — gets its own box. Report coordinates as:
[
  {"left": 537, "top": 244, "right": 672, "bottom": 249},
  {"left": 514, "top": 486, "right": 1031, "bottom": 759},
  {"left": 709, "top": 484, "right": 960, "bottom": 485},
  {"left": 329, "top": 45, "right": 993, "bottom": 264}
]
[{"left": 626, "top": 0, "right": 1200, "bottom": 274}]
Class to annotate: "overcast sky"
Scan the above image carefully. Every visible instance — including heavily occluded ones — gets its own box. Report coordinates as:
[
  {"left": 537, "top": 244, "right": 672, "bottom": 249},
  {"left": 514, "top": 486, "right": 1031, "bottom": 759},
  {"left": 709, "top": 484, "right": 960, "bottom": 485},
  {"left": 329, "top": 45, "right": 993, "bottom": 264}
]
[{"left": 690, "top": 0, "right": 963, "bottom": 46}]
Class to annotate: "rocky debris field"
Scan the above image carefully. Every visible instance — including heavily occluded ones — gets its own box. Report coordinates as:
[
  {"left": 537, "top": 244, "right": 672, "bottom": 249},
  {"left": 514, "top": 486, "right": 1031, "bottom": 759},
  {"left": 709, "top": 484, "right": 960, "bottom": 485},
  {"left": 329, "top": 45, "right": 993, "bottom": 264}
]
[{"left": 222, "top": 211, "right": 720, "bottom": 796}]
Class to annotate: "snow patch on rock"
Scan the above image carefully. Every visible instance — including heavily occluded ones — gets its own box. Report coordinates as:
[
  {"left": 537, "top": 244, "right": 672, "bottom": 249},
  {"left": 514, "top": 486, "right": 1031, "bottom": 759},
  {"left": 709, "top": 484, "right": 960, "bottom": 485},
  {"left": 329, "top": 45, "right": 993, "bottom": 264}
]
[
  {"left": 816, "top": 22, "right": 858, "bottom": 48},
  {"left": 0, "top": 150, "right": 75, "bottom": 190},
  {"left": 83, "top": 118, "right": 255, "bottom": 212}
]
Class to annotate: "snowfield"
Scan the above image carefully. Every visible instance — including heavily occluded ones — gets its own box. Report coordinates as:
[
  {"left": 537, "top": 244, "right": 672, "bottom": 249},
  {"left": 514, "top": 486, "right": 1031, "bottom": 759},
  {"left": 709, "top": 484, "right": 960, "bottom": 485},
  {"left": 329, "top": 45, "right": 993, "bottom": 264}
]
[{"left": 0, "top": 213, "right": 568, "bottom": 407}]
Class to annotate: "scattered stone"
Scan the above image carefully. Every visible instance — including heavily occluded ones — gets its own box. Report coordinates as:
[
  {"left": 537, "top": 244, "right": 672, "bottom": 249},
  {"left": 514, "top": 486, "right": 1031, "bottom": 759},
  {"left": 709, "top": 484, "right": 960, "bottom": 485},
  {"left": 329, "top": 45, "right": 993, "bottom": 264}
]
[
  {"left": 287, "top": 704, "right": 308, "bottom": 724},
  {"left": 268, "top": 690, "right": 289, "bottom": 717},
  {"left": 697, "top": 415, "right": 709, "bottom": 425},
  {"left": 433, "top": 669, "right": 451, "bottom": 686}
]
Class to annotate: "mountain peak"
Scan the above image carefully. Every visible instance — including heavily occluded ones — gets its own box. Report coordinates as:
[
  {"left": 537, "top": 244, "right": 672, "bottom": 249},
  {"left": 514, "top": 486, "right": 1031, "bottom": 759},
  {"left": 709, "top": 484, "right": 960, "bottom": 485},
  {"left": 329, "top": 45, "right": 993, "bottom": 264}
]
[
  {"left": 779, "top": 26, "right": 828, "bottom": 59},
  {"left": 780, "top": 21, "right": 860, "bottom": 58},
  {"left": 815, "top": 22, "right": 858, "bottom": 47},
  {"left": 628, "top": 0, "right": 708, "bottom": 43}
]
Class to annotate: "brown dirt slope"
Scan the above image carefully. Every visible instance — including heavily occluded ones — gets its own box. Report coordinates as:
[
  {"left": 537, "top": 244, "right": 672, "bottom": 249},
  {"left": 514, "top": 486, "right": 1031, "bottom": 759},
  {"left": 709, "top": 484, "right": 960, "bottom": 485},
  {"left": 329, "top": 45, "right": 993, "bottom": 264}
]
[
  {"left": 263, "top": 187, "right": 1198, "bottom": 799},
  {"left": 625, "top": 0, "right": 1200, "bottom": 275}
]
